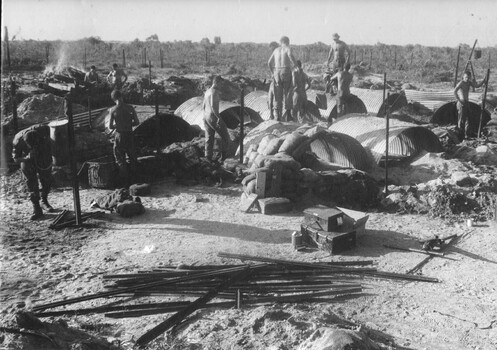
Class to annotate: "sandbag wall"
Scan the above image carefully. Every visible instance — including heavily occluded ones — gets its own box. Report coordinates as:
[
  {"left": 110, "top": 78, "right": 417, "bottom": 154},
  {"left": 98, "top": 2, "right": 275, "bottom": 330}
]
[{"left": 241, "top": 123, "right": 379, "bottom": 209}]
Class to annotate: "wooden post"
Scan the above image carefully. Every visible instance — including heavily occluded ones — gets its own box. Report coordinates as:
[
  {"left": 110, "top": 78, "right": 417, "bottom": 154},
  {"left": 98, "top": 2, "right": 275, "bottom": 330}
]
[
  {"left": 4, "top": 26, "right": 11, "bottom": 69},
  {"left": 464, "top": 39, "right": 478, "bottom": 72},
  {"left": 354, "top": 50, "right": 356, "bottom": 65},
  {"left": 64, "top": 92, "right": 82, "bottom": 226},
  {"left": 149, "top": 60, "right": 152, "bottom": 85},
  {"left": 122, "top": 49, "right": 126, "bottom": 67},
  {"left": 160, "top": 48, "right": 164, "bottom": 68},
  {"left": 361, "top": 49, "right": 364, "bottom": 64},
  {"left": 453, "top": 45, "right": 461, "bottom": 88},
  {"left": 478, "top": 69, "right": 490, "bottom": 138},
  {"left": 83, "top": 47, "right": 87, "bottom": 69},
  {"left": 394, "top": 50, "right": 397, "bottom": 69},
  {"left": 410, "top": 51, "right": 414, "bottom": 66},
  {"left": 10, "top": 77, "right": 18, "bottom": 133},
  {"left": 144, "top": 48, "right": 147, "bottom": 66},
  {"left": 46, "top": 44, "right": 50, "bottom": 64},
  {"left": 369, "top": 50, "right": 373, "bottom": 70},
  {"left": 239, "top": 87, "right": 245, "bottom": 164}
]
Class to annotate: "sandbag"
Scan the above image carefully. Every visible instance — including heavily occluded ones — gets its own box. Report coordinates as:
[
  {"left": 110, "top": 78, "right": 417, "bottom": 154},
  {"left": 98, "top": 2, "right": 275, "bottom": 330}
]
[
  {"left": 129, "top": 183, "right": 151, "bottom": 196},
  {"left": 241, "top": 173, "right": 256, "bottom": 186},
  {"left": 258, "top": 134, "right": 277, "bottom": 155},
  {"left": 91, "top": 188, "right": 133, "bottom": 211},
  {"left": 116, "top": 199, "right": 145, "bottom": 218},
  {"left": 261, "top": 137, "right": 285, "bottom": 156},
  {"left": 278, "top": 132, "right": 308, "bottom": 155}
]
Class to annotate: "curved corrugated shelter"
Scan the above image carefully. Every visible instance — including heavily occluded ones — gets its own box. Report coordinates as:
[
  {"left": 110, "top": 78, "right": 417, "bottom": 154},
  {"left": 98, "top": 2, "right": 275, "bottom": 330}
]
[
  {"left": 404, "top": 89, "right": 487, "bottom": 112},
  {"left": 174, "top": 96, "right": 262, "bottom": 130},
  {"left": 350, "top": 88, "right": 407, "bottom": 117},
  {"left": 244, "top": 90, "right": 322, "bottom": 123},
  {"left": 306, "top": 131, "right": 374, "bottom": 171},
  {"left": 328, "top": 114, "right": 443, "bottom": 163},
  {"left": 307, "top": 90, "right": 369, "bottom": 121},
  {"left": 431, "top": 101, "right": 491, "bottom": 135}
]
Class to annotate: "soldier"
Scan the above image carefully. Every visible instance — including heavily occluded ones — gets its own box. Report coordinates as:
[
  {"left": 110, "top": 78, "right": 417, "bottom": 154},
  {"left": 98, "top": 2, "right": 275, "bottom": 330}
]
[
  {"left": 108, "top": 90, "right": 140, "bottom": 184},
  {"left": 329, "top": 63, "right": 353, "bottom": 117},
  {"left": 268, "top": 36, "right": 297, "bottom": 121},
  {"left": 327, "top": 33, "right": 351, "bottom": 72},
  {"left": 84, "top": 65, "right": 99, "bottom": 87},
  {"left": 107, "top": 63, "right": 128, "bottom": 91},
  {"left": 202, "top": 76, "right": 233, "bottom": 162},
  {"left": 292, "top": 60, "right": 311, "bottom": 122},
  {"left": 12, "top": 125, "right": 54, "bottom": 220},
  {"left": 454, "top": 71, "right": 486, "bottom": 139}
]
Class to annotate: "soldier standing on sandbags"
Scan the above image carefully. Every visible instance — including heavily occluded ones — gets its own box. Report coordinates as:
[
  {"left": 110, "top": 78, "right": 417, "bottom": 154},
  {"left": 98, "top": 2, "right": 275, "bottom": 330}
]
[
  {"left": 202, "top": 76, "right": 232, "bottom": 162},
  {"left": 12, "top": 125, "right": 55, "bottom": 220},
  {"left": 327, "top": 33, "right": 350, "bottom": 72},
  {"left": 329, "top": 63, "right": 353, "bottom": 118},
  {"left": 292, "top": 60, "right": 311, "bottom": 122},
  {"left": 109, "top": 90, "right": 140, "bottom": 185},
  {"left": 268, "top": 36, "right": 297, "bottom": 121},
  {"left": 454, "top": 70, "right": 486, "bottom": 139}
]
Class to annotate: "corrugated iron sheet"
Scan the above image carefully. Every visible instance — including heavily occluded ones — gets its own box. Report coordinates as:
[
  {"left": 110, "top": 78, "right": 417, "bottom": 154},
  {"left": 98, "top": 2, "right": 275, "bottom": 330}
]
[
  {"left": 403, "top": 89, "right": 486, "bottom": 112},
  {"left": 308, "top": 131, "right": 373, "bottom": 171},
  {"left": 348, "top": 88, "right": 406, "bottom": 117},
  {"left": 244, "top": 90, "right": 272, "bottom": 121},
  {"left": 328, "top": 114, "right": 443, "bottom": 163},
  {"left": 174, "top": 96, "right": 261, "bottom": 130}
]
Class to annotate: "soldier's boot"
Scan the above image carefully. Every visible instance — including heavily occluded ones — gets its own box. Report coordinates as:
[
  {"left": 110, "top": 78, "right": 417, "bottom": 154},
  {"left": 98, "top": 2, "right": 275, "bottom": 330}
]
[
  {"left": 30, "top": 201, "right": 43, "bottom": 221},
  {"left": 41, "top": 197, "right": 55, "bottom": 213}
]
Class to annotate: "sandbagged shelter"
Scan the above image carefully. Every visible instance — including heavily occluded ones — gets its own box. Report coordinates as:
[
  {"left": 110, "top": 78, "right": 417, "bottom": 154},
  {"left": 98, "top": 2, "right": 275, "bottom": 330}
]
[
  {"left": 174, "top": 96, "right": 262, "bottom": 130},
  {"left": 244, "top": 90, "right": 322, "bottom": 123},
  {"left": 242, "top": 121, "right": 373, "bottom": 172},
  {"left": 329, "top": 114, "right": 443, "bottom": 164}
]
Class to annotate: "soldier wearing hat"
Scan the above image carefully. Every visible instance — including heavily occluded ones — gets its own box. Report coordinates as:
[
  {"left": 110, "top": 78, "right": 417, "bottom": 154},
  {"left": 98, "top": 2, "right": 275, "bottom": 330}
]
[
  {"left": 12, "top": 125, "right": 55, "bottom": 220},
  {"left": 327, "top": 33, "right": 350, "bottom": 72}
]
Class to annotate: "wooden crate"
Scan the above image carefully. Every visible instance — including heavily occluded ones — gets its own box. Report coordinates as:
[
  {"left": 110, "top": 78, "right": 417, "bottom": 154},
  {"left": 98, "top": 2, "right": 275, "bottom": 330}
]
[{"left": 303, "top": 205, "right": 344, "bottom": 232}]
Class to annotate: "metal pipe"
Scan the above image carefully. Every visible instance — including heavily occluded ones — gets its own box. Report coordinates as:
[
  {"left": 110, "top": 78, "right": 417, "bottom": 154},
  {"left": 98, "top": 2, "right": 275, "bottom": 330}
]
[
  {"left": 454, "top": 46, "right": 461, "bottom": 88},
  {"left": 478, "top": 69, "right": 490, "bottom": 138},
  {"left": 32, "top": 264, "right": 260, "bottom": 311},
  {"left": 384, "top": 91, "right": 390, "bottom": 195}
]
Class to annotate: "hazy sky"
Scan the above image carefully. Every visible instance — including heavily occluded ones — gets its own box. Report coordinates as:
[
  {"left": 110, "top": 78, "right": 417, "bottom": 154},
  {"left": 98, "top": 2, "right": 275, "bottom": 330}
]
[{"left": 2, "top": 0, "right": 497, "bottom": 47}]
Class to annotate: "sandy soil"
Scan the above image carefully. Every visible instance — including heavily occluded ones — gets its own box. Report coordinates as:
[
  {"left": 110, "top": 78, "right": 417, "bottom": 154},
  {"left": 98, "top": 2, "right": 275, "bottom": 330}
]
[{"left": 1, "top": 170, "right": 497, "bottom": 349}]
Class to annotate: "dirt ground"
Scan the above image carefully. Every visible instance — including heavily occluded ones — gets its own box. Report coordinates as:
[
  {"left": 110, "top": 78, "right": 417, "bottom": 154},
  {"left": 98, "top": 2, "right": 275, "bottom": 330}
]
[{"left": 1, "top": 168, "right": 497, "bottom": 349}]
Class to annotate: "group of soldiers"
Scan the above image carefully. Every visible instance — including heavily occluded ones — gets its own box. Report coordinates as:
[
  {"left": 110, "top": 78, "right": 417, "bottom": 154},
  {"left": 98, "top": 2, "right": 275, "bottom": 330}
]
[
  {"left": 12, "top": 63, "right": 139, "bottom": 220},
  {"left": 266, "top": 33, "right": 353, "bottom": 122}
]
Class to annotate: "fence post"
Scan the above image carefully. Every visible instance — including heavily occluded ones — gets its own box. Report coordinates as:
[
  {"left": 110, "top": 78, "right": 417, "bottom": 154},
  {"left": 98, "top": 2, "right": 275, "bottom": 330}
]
[
  {"left": 122, "top": 49, "right": 126, "bottom": 67},
  {"left": 10, "top": 77, "right": 18, "bottom": 133},
  {"left": 46, "top": 44, "right": 50, "bottom": 65},
  {"left": 239, "top": 86, "right": 245, "bottom": 164},
  {"left": 4, "top": 26, "right": 11, "bottom": 69},
  {"left": 394, "top": 50, "right": 397, "bottom": 70},
  {"left": 149, "top": 60, "right": 152, "bottom": 85},
  {"left": 370, "top": 50, "right": 373, "bottom": 70},
  {"left": 160, "top": 48, "right": 164, "bottom": 68}
]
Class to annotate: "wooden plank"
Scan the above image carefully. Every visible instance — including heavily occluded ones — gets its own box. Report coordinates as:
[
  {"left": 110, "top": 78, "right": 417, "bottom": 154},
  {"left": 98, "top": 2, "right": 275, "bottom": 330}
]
[{"left": 255, "top": 171, "right": 267, "bottom": 198}]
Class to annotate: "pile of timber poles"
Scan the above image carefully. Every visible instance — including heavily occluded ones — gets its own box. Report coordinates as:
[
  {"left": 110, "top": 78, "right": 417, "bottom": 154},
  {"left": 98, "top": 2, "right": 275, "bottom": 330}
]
[{"left": 32, "top": 254, "right": 438, "bottom": 348}]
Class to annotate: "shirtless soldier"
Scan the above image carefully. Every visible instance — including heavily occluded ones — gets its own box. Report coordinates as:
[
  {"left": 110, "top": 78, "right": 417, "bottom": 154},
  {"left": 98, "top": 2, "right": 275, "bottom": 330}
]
[
  {"left": 329, "top": 63, "right": 353, "bottom": 118},
  {"left": 107, "top": 63, "right": 128, "bottom": 91},
  {"left": 268, "top": 36, "right": 297, "bottom": 121},
  {"left": 327, "top": 33, "right": 351, "bottom": 72},
  {"left": 202, "top": 76, "right": 233, "bottom": 162},
  {"left": 292, "top": 60, "right": 311, "bottom": 122},
  {"left": 454, "top": 71, "right": 486, "bottom": 139}
]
